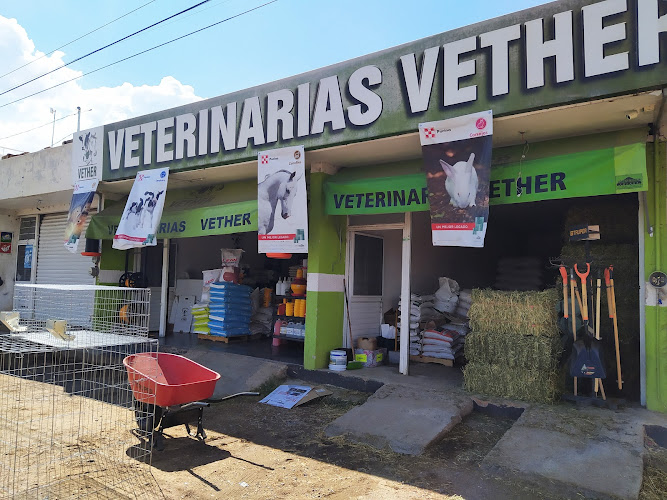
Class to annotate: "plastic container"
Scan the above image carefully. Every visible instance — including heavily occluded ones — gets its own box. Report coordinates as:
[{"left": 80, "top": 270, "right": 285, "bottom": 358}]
[
  {"left": 285, "top": 301, "right": 294, "bottom": 316},
  {"left": 330, "top": 349, "right": 347, "bottom": 367},
  {"left": 123, "top": 352, "right": 220, "bottom": 407}
]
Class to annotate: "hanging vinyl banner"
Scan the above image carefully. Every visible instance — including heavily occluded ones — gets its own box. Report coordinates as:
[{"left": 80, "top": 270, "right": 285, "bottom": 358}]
[
  {"left": 64, "top": 179, "right": 97, "bottom": 253},
  {"left": 113, "top": 167, "right": 169, "bottom": 250},
  {"left": 257, "top": 145, "right": 308, "bottom": 254},
  {"left": 419, "top": 110, "right": 493, "bottom": 248}
]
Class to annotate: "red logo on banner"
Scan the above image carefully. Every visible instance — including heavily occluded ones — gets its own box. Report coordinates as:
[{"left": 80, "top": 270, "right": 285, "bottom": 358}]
[
  {"left": 431, "top": 223, "right": 476, "bottom": 230},
  {"left": 260, "top": 155, "right": 269, "bottom": 164},
  {"left": 423, "top": 127, "right": 436, "bottom": 139},
  {"left": 258, "top": 234, "right": 296, "bottom": 241},
  {"left": 475, "top": 118, "right": 487, "bottom": 130}
]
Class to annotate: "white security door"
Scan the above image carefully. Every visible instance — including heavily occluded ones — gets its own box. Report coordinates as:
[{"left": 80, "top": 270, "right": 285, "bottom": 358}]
[
  {"left": 35, "top": 213, "right": 95, "bottom": 285},
  {"left": 346, "top": 232, "right": 384, "bottom": 346},
  {"left": 35, "top": 213, "right": 95, "bottom": 327}
]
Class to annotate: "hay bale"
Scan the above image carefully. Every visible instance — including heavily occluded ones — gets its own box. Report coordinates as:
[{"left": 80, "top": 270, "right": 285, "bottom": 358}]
[
  {"left": 465, "top": 331, "right": 562, "bottom": 371},
  {"left": 463, "top": 362, "right": 561, "bottom": 403},
  {"left": 468, "top": 288, "right": 559, "bottom": 337}
]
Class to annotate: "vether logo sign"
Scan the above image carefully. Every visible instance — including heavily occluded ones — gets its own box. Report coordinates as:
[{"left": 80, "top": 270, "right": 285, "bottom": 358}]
[{"left": 616, "top": 176, "right": 642, "bottom": 189}]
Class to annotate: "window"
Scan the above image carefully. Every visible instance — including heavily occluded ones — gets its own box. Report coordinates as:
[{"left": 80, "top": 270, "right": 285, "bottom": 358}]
[{"left": 352, "top": 234, "right": 383, "bottom": 296}]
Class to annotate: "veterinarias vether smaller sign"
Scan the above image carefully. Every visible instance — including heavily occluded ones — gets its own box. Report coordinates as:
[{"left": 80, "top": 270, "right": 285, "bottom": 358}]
[{"left": 257, "top": 145, "right": 308, "bottom": 254}]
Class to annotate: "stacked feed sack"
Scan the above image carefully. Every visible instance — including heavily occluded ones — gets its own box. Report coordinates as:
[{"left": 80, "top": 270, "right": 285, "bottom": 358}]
[
  {"left": 433, "top": 277, "right": 459, "bottom": 313},
  {"left": 464, "top": 289, "right": 562, "bottom": 403},
  {"left": 418, "top": 328, "right": 463, "bottom": 360},
  {"left": 207, "top": 282, "right": 252, "bottom": 337},
  {"left": 494, "top": 257, "right": 543, "bottom": 291},
  {"left": 442, "top": 320, "right": 470, "bottom": 360},
  {"left": 191, "top": 304, "right": 210, "bottom": 334},
  {"left": 455, "top": 289, "right": 473, "bottom": 318},
  {"left": 399, "top": 294, "right": 425, "bottom": 345}
]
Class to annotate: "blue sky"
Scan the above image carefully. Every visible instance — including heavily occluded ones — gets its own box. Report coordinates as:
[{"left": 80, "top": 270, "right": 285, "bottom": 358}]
[{"left": 0, "top": 0, "right": 550, "bottom": 152}]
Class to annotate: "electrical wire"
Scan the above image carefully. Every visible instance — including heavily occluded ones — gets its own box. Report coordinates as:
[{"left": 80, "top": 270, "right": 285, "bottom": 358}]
[
  {"left": 0, "top": 1, "right": 278, "bottom": 110},
  {"left": 0, "top": 111, "right": 79, "bottom": 140},
  {"left": 0, "top": 145, "right": 28, "bottom": 154},
  {"left": 0, "top": 0, "right": 211, "bottom": 98},
  {"left": 0, "top": 0, "right": 157, "bottom": 80}
]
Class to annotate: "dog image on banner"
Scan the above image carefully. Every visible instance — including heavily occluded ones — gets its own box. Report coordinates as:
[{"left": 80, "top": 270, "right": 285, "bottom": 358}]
[
  {"left": 419, "top": 111, "right": 493, "bottom": 248},
  {"left": 113, "top": 167, "right": 169, "bottom": 250}
]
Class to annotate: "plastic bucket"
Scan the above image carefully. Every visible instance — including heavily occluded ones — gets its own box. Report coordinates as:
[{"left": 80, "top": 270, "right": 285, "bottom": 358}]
[{"left": 329, "top": 349, "right": 347, "bottom": 367}]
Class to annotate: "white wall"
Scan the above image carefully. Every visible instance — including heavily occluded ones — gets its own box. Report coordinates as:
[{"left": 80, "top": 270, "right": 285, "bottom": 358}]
[
  {"left": 0, "top": 212, "right": 20, "bottom": 311},
  {"left": 0, "top": 143, "right": 73, "bottom": 199}
]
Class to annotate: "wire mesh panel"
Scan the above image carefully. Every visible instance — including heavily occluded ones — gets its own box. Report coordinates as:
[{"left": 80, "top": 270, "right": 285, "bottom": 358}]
[{"left": 0, "top": 284, "right": 162, "bottom": 499}]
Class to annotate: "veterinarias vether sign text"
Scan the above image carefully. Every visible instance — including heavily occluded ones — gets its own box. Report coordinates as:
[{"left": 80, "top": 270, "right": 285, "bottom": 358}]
[{"left": 102, "top": 0, "right": 667, "bottom": 181}]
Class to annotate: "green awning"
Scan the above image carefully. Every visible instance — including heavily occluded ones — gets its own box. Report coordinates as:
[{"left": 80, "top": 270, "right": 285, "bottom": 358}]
[
  {"left": 325, "top": 136, "right": 648, "bottom": 215},
  {"left": 87, "top": 181, "right": 258, "bottom": 240}
]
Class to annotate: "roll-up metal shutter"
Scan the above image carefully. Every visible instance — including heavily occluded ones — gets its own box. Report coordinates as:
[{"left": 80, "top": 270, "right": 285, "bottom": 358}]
[{"left": 36, "top": 213, "right": 96, "bottom": 285}]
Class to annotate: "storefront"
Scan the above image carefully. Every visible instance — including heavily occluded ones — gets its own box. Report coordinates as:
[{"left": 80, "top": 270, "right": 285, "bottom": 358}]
[{"left": 84, "top": 0, "right": 666, "bottom": 411}]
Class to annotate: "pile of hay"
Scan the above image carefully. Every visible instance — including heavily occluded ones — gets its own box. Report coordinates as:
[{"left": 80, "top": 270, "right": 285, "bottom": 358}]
[
  {"left": 465, "top": 331, "right": 561, "bottom": 371},
  {"left": 463, "top": 288, "right": 562, "bottom": 403},
  {"left": 463, "top": 362, "right": 562, "bottom": 403},
  {"left": 468, "top": 288, "right": 559, "bottom": 337}
]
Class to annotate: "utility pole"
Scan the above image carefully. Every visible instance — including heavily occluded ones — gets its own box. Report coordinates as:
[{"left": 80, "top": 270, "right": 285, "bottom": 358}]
[
  {"left": 77, "top": 106, "right": 81, "bottom": 132},
  {"left": 49, "top": 108, "right": 56, "bottom": 147}
]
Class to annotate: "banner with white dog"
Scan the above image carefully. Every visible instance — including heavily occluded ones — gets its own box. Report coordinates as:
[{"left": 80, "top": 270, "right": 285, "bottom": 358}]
[
  {"left": 64, "top": 179, "right": 97, "bottom": 253},
  {"left": 257, "top": 145, "right": 308, "bottom": 254},
  {"left": 113, "top": 167, "right": 169, "bottom": 250},
  {"left": 419, "top": 110, "right": 493, "bottom": 248}
]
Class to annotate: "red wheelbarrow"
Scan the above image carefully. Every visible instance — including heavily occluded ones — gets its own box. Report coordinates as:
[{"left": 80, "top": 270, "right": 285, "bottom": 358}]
[{"left": 124, "top": 352, "right": 255, "bottom": 451}]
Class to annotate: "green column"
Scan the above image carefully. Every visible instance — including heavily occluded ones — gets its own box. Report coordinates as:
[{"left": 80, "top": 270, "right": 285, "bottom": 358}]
[
  {"left": 645, "top": 141, "right": 667, "bottom": 413},
  {"left": 304, "top": 171, "right": 347, "bottom": 369}
]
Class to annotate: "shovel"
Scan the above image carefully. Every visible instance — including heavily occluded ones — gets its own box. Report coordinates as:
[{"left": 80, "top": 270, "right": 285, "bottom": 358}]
[{"left": 571, "top": 263, "right": 606, "bottom": 397}]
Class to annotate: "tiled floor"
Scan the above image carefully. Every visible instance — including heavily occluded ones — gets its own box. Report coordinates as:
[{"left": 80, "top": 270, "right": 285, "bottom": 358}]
[{"left": 159, "top": 332, "right": 304, "bottom": 365}]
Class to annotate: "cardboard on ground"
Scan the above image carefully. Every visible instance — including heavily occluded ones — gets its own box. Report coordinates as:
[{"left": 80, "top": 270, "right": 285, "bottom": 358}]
[{"left": 259, "top": 385, "right": 332, "bottom": 409}]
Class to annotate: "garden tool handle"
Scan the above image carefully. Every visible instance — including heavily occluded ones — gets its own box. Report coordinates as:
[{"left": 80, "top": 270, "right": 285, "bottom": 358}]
[
  {"left": 559, "top": 266, "right": 568, "bottom": 319},
  {"left": 604, "top": 267, "right": 614, "bottom": 318},
  {"left": 575, "top": 263, "right": 590, "bottom": 321}
]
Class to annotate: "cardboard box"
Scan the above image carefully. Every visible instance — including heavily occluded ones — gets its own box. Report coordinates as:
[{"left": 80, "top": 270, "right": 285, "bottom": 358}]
[
  {"left": 354, "top": 348, "right": 387, "bottom": 368},
  {"left": 357, "top": 337, "right": 378, "bottom": 350}
]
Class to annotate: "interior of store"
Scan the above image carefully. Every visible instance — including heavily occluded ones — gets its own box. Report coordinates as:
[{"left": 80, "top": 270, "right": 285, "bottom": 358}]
[
  {"left": 347, "top": 192, "right": 640, "bottom": 400},
  {"left": 142, "top": 232, "right": 308, "bottom": 365}
]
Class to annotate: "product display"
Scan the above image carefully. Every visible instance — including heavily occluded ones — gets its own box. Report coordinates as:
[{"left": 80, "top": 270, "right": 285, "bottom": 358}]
[{"left": 207, "top": 282, "right": 252, "bottom": 337}]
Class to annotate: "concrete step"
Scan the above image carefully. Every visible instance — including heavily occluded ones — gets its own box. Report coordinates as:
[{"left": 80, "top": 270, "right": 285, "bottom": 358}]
[{"left": 324, "top": 384, "right": 473, "bottom": 455}]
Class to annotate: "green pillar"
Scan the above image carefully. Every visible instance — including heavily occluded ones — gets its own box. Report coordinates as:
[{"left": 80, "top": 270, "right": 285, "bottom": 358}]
[
  {"left": 645, "top": 141, "right": 667, "bottom": 413},
  {"left": 304, "top": 170, "right": 347, "bottom": 369}
]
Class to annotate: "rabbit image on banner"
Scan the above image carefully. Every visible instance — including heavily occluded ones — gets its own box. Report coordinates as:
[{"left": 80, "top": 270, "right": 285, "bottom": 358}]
[{"left": 439, "top": 153, "right": 478, "bottom": 208}]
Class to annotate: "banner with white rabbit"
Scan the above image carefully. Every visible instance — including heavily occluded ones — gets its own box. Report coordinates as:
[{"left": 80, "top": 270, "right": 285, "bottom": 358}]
[
  {"left": 419, "top": 110, "right": 493, "bottom": 248},
  {"left": 113, "top": 167, "right": 169, "bottom": 250},
  {"left": 257, "top": 145, "right": 308, "bottom": 254}
]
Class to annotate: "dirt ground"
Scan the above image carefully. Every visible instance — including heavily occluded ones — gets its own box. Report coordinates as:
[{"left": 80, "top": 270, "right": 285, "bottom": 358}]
[
  {"left": 3, "top": 372, "right": 665, "bottom": 499},
  {"left": 145, "top": 381, "right": 565, "bottom": 500}
]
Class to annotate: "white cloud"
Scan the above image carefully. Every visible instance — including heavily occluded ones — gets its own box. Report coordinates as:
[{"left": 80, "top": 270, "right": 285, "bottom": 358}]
[{"left": 0, "top": 16, "right": 202, "bottom": 155}]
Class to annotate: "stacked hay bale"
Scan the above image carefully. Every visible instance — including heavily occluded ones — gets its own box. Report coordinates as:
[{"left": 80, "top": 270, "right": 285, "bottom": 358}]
[{"left": 464, "top": 289, "right": 562, "bottom": 403}]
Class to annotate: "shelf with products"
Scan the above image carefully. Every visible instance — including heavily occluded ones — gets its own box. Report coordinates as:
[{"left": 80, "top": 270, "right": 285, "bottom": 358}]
[{"left": 275, "top": 315, "right": 306, "bottom": 321}]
